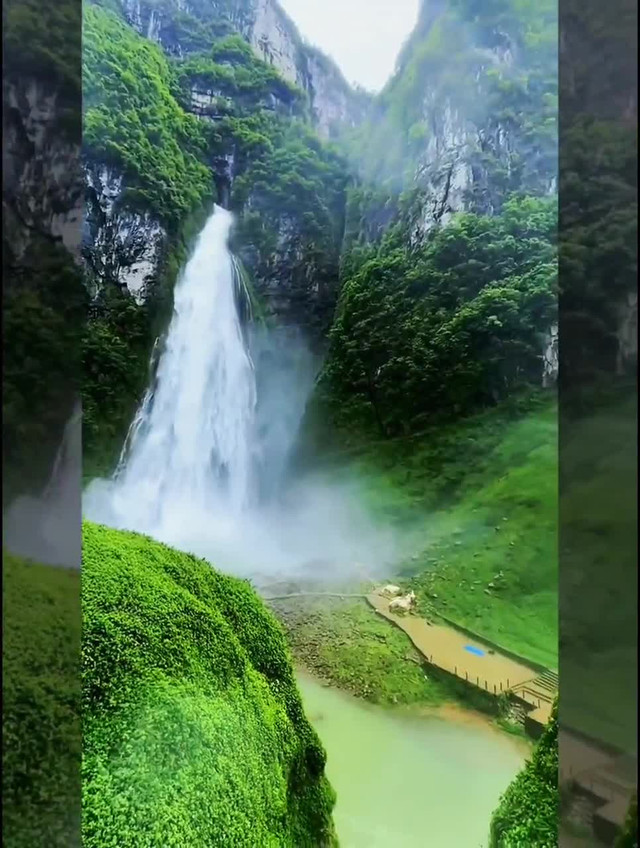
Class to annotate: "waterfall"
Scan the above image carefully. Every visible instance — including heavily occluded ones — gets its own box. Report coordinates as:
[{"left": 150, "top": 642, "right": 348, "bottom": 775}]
[
  {"left": 84, "top": 205, "right": 399, "bottom": 584},
  {"left": 86, "top": 206, "right": 258, "bottom": 541}
]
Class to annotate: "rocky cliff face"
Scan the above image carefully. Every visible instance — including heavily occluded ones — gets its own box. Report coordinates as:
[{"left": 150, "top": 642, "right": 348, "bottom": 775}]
[
  {"left": 83, "top": 163, "right": 165, "bottom": 300},
  {"left": 616, "top": 291, "right": 638, "bottom": 376},
  {"left": 118, "top": 0, "right": 366, "bottom": 137},
  {"left": 542, "top": 324, "right": 558, "bottom": 389},
  {"left": 83, "top": 0, "right": 361, "bottom": 328},
  {"left": 3, "top": 78, "right": 83, "bottom": 263},
  {"left": 358, "top": 0, "right": 557, "bottom": 228}
]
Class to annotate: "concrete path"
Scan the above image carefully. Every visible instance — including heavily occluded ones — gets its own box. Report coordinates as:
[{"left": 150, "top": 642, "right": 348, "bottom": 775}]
[{"left": 366, "top": 590, "right": 555, "bottom": 725}]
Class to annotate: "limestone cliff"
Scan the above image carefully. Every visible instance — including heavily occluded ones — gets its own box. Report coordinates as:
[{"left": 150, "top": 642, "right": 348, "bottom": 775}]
[
  {"left": 117, "top": 0, "right": 368, "bottom": 137},
  {"left": 350, "top": 0, "right": 557, "bottom": 228},
  {"left": 343, "top": 0, "right": 559, "bottom": 384}
]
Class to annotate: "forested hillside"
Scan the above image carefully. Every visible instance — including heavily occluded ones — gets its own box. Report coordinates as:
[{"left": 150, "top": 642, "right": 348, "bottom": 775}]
[
  {"left": 82, "top": 0, "right": 351, "bottom": 471},
  {"left": 4, "top": 0, "right": 636, "bottom": 845},
  {"left": 82, "top": 0, "right": 566, "bottom": 476}
]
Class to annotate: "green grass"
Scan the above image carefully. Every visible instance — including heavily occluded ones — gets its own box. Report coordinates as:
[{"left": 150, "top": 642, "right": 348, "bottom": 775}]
[
  {"left": 2, "top": 553, "right": 81, "bottom": 848},
  {"left": 319, "top": 395, "right": 558, "bottom": 670},
  {"left": 275, "top": 596, "right": 449, "bottom": 706},
  {"left": 559, "top": 390, "right": 637, "bottom": 754},
  {"left": 82, "top": 521, "right": 337, "bottom": 848}
]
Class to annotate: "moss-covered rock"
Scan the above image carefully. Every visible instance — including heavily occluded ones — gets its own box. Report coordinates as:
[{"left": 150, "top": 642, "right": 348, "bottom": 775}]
[
  {"left": 489, "top": 700, "right": 558, "bottom": 847},
  {"left": 82, "top": 521, "right": 337, "bottom": 847}
]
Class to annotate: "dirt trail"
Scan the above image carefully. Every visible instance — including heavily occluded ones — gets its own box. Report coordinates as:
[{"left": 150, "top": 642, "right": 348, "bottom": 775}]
[{"left": 366, "top": 590, "right": 554, "bottom": 724}]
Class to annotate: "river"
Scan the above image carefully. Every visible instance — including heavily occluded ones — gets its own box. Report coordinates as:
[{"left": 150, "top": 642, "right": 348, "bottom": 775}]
[{"left": 298, "top": 673, "right": 529, "bottom": 848}]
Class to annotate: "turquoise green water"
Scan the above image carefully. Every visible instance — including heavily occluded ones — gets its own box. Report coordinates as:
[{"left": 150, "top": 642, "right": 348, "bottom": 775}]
[{"left": 298, "top": 674, "right": 528, "bottom": 848}]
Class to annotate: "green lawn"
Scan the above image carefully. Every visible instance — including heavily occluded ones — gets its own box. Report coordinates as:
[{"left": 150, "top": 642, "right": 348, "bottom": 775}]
[{"left": 318, "top": 394, "right": 559, "bottom": 670}]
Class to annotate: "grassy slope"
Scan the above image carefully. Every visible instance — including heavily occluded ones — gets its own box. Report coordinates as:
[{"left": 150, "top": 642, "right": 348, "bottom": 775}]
[
  {"left": 282, "top": 394, "right": 558, "bottom": 707},
  {"left": 560, "top": 391, "right": 637, "bottom": 753},
  {"left": 82, "top": 522, "right": 337, "bottom": 848},
  {"left": 331, "top": 395, "right": 558, "bottom": 669},
  {"left": 276, "top": 596, "right": 449, "bottom": 706}
]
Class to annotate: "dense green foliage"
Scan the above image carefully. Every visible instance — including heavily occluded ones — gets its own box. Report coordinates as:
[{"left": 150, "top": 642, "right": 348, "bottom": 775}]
[
  {"left": 320, "top": 195, "right": 556, "bottom": 437},
  {"left": 83, "top": 4, "right": 212, "bottom": 228},
  {"left": 2, "top": 553, "right": 81, "bottom": 847},
  {"left": 82, "top": 522, "right": 337, "bottom": 847},
  {"left": 489, "top": 700, "right": 558, "bottom": 846},
  {"left": 82, "top": 288, "right": 153, "bottom": 477},
  {"left": 560, "top": 116, "right": 637, "bottom": 387}
]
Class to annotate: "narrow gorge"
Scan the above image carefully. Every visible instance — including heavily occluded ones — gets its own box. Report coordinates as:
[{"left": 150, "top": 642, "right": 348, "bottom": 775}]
[
  {"left": 3, "top": 0, "right": 637, "bottom": 845},
  {"left": 77, "top": 0, "right": 568, "bottom": 845}
]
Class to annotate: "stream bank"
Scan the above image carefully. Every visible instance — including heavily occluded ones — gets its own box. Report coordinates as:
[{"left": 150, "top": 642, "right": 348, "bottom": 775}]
[
  {"left": 297, "top": 671, "right": 529, "bottom": 848},
  {"left": 273, "top": 594, "right": 535, "bottom": 740}
]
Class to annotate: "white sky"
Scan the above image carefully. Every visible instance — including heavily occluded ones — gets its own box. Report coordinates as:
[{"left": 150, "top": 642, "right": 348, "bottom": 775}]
[{"left": 278, "top": 0, "right": 421, "bottom": 92}]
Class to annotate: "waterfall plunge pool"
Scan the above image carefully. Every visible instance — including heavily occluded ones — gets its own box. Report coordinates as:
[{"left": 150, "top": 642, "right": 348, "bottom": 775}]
[{"left": 297, "top": 672, "right": 529, "bottom": 848}]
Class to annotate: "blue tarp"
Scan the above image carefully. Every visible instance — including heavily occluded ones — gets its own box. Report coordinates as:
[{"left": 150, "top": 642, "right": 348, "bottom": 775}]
[{"left": 464, "top": 645, "right": 485, "bottom": 657}]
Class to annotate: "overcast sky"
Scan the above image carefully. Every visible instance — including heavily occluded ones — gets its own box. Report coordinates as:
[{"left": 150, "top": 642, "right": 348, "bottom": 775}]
[{"left": 278, "top": 0, "right": 421, "bottom": 92}]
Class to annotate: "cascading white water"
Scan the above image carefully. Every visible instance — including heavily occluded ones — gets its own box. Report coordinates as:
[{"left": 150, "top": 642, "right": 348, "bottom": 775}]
[
  {"left": 87, "top": 206, "right": 257, "bottom": 542},
  {"left": 85, "top": 205, "right": 401, "bottom": 584}
]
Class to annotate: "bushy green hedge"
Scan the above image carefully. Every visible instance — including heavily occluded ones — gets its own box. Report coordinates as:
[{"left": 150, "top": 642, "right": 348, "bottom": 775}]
[
  {"left": 82, "top": 522, "right": 337, "bottom": 847},
  {"left": 489, "top": 700, "right": 558, "bottom": 846}
]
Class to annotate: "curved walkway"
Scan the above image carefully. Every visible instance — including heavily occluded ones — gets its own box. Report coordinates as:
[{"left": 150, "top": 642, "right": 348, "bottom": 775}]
[{"left": 366, "top": 590, "right": 555, "bottom": 726}]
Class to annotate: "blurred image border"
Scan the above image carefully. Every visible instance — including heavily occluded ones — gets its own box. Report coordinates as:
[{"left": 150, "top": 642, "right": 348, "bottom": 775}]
[
  {"left": 2, "top": 0, "right": 84, "bottom": 845},
  {"left": 558, "top": 0, "right": 638, "bottom": 843}
]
